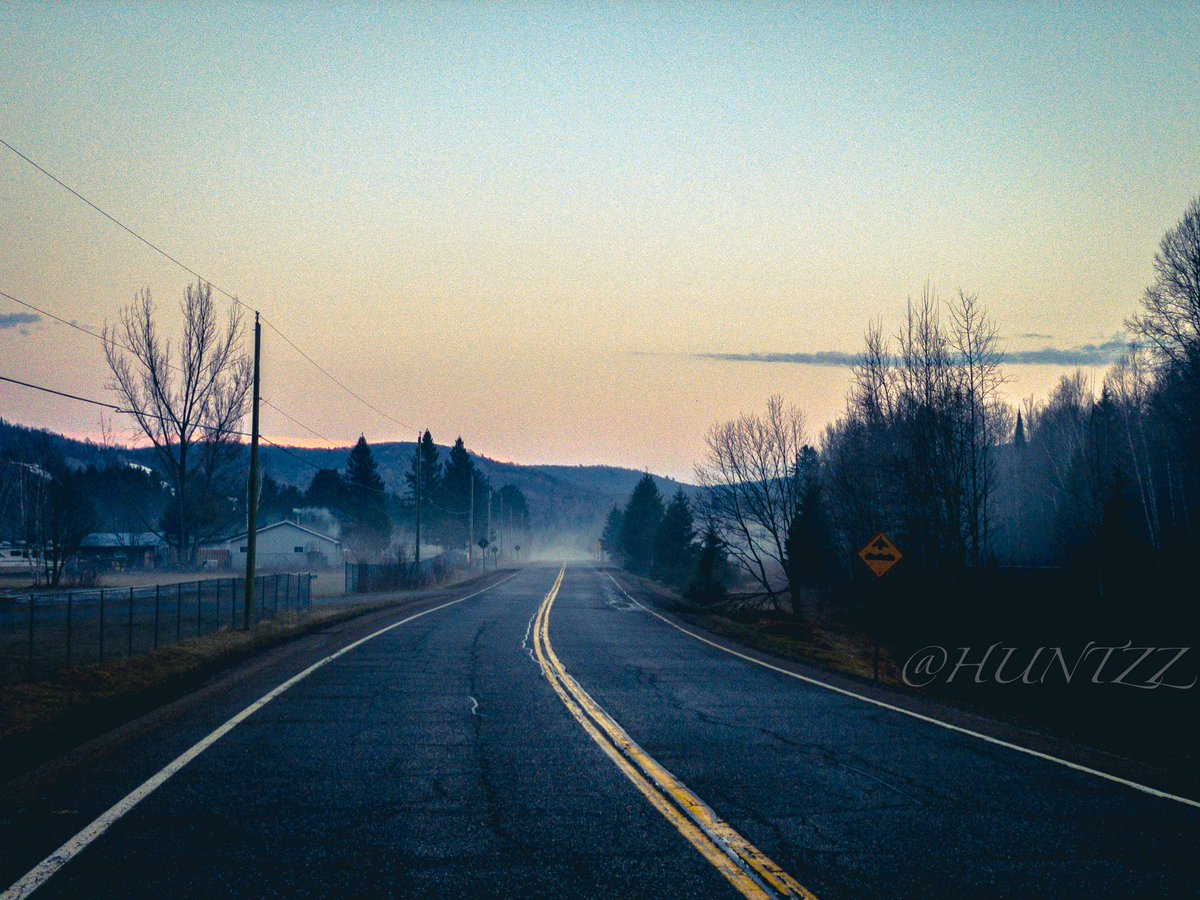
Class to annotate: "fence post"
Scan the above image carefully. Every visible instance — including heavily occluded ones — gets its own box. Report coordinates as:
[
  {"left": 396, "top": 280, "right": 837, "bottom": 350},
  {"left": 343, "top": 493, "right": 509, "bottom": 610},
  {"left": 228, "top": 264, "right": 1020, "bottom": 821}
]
[
  {"left": 27, "top": 594, "right": 35, "bottom": 680},
  {"left": 154, "top": 585, "right": 161, "bottom": 650},
  {"left": 127, "top": 587, "right": 134, "bottom": 657},
  {"left": 230, "top": 577, "right": 236, "bottom": 629},
  {"left": 215, "top": 578, "right": 221, "bottom": 629},
  {"left": 274, "top": 574, "right": 280, "bottom": 616},
  {"left": 66, "top": 592, "right": 74, "bottom": 668},
  {"left": 99, "top": 589, "right": 106, "bottom": 662},
  {"left": 197, "top": 580, "right": 203, "bottom": 636},
  {"left": 176, "top": 582, "right": 182, "bottom": 642}
]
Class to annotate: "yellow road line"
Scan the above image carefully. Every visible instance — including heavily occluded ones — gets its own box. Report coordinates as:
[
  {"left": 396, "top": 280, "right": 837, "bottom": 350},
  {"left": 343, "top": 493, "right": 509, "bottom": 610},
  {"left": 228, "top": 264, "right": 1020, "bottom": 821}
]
[{"left": 534, "top": 566, "right": 816, "bottom": 899}]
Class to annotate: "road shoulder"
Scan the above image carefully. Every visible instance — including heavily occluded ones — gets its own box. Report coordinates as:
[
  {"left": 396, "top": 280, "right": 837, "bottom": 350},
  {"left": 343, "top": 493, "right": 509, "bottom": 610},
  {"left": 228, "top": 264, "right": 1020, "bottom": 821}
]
[{"left": 604, "top": 567, "right": 1200, "bottom": 807}]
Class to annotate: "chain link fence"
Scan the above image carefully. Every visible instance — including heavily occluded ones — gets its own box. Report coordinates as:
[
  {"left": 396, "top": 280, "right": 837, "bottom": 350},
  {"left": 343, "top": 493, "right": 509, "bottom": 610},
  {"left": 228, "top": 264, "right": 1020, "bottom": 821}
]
[{"left": 0, "top": 573, "right": 312, "bottom": 686}]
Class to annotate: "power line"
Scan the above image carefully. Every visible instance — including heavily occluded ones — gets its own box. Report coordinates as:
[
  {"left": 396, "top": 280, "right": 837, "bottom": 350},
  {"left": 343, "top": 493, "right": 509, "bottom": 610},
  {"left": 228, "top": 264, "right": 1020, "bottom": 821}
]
[
  {"left": 2, "top": 285, "right": 341, "bottom": 451},
  {"left": 0, "top": 372, "right": 396, "bottom": 497},
  {"left": 260, "top": 397, "right": 339, "bottom": 447},
  {"left": 0, "top": 138, "right": 254, "bottom": 317},
  {"left": 0, "top": 374, "right": 121, "bottom": 411},
  {"left": 258, "top": 319, "right": 416, "bottom": 433},
  {"left": 1, "top": 137, "right": 417, "bottom": 434},
  {"left": 0, "top": 288, "right": 108, "bottom": 344},
  {"left": 1, "top": 373, "right": 255, "bottom": 439}
]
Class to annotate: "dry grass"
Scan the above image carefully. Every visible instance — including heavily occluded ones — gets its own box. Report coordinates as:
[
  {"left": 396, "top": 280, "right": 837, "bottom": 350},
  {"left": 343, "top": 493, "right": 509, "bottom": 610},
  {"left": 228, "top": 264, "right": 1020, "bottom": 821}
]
[{"left": 616, "top": 573, "right": 901, "bottom": 685}]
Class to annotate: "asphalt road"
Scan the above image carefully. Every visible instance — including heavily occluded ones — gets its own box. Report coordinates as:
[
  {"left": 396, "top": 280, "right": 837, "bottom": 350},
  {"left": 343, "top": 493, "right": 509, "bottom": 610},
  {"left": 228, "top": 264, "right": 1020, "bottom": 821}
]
[{"left": 2, "top": 564, "right": 1198, "bottom": 898}]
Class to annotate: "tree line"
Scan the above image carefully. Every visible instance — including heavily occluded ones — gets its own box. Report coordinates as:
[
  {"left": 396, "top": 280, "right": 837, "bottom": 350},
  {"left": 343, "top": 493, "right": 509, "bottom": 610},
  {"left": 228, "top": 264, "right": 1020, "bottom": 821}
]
[
  {"left": 298, "top": 430, "right": 529, "bottom": 561},
  {"left": 2, "top": 278, "right": 531, "bottom": 582},
  {"left": 600, "top": 476, "right": 730, "bottom": 604},
  {"left": 613, "top": 194, "right": 1200, "bottom": 627}
]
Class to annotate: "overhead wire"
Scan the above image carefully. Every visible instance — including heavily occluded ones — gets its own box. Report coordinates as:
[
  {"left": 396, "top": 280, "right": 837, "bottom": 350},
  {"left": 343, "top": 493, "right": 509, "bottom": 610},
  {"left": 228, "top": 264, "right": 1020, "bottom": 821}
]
[
  {"left": 1, "top": 285, "right": 341, "bottom": 451},
  {"left": 0, "top": 374, "right": 396, "bottom": 497},
  {"left": 1, "top": 137, "right": 417, "bottom": 434}
]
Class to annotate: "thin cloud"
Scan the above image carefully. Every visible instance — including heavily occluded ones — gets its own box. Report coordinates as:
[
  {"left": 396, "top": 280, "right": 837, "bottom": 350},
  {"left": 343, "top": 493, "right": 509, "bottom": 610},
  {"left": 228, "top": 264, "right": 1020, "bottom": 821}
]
[
  {"left": 1005, "top": 338, "right": 1133, "bottom": 366},
  {"left": 0, "top": 312, "right": 41, "bottom": 331},
  {"left": 697, "top": 350, "right": 859, "bottom": 367},
  {"left": 698, "top": 337, "right": 1134, "bottom": 368}
]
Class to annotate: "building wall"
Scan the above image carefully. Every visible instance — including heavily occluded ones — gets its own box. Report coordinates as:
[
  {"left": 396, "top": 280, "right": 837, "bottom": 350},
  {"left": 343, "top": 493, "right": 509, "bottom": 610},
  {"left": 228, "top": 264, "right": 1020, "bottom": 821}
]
[{"left": 222, "top": 523, "right": 342, "bottom": 570}]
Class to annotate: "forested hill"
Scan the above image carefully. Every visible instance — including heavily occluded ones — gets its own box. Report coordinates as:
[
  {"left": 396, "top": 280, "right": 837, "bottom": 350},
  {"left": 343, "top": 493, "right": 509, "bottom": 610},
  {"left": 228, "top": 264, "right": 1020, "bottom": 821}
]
[
  {"left": 254, "top": 442, "right": 695, "bottom": 535},
  {"left": 0, "top": 419, "right": 691, "bottom": 535}
]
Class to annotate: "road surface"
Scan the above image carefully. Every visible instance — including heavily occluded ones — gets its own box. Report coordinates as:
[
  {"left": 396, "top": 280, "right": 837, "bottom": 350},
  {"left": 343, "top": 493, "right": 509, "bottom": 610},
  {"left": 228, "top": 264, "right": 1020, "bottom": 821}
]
[{"left": 2, "top": 564, "right": 1198, "bottom": 897}]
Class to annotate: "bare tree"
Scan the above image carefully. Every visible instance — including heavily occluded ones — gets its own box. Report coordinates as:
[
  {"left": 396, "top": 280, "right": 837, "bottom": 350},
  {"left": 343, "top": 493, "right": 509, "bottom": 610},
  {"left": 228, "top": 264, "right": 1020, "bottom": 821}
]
[
  {"left": 695, "top": 395, "right": 808, "bottom": 613},
  {"left": 948, "top": 289, "right": 1005, "bottom": 564},
  {"left": 826, "top": 287, "right": 1009, "bottom": 570},
  {"left": 104, "top": 281, "right": 251, "bottom": 565},
  {"left": 1105, "top": 349, "right": 1162, "bottom": 549},
  {"left": 1128, "top": 195, "right": 1200, "bottom": 369}
]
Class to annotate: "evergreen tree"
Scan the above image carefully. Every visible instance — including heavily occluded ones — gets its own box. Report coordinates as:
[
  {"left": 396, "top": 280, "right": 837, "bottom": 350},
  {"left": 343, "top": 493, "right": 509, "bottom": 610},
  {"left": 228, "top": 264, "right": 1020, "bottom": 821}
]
[
  {"left": 405, "top": 430, "right": 443, "bottom": 505},
  {"left": 259, "top": 474, "right": 304, "bottom": 523},
  {"left": 784, "top": 446, "right": 832, "bottom": 599},
  {"left": 619, "top": 474, "right": 663, "bottom": 574},
  {"left": 653, "top": 490, "right": 696, "bottom": 586},
  {"left": 686, "top": 523, "right": 729, "bottom": 605},
  {"left": 342, "top": 436, "right": 392, "bottom": 556},
  {"left": 345, "top": 435, "right": 385, "bottom": 497},
  {"left": 1013, "top": 410, "right": 1025, "bottom": 446},
  {"left": 440, "top": 437, "right": 489, "bottom": 546},
  {"left": 600, "top": 506, "right": 624, "bottom": 558},
  {"left": 306, "top": 468, "right": 348, "bottom": 513}
]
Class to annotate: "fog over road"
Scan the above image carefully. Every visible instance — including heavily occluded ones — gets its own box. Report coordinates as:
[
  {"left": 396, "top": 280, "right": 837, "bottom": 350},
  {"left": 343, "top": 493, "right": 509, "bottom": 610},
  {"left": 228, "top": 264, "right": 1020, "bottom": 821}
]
[{"left": 2, "top": 565, "right": 1198, "bottom": 898}]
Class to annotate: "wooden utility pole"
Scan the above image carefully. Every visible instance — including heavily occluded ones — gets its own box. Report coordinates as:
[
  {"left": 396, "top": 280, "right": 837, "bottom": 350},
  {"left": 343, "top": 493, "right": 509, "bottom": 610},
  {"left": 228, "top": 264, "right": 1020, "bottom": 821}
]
[
  {"left": 468, "top": 472, "right": 474, "bottom": 567},
  {"left": 243, "top": 313, "right": 261, "bottom": 630},
  {"left": 414, "top": 432, "right": 422, "bottom": 577},
  {"left": 487, "top": 488, "right": 493, "bottom": 568}
]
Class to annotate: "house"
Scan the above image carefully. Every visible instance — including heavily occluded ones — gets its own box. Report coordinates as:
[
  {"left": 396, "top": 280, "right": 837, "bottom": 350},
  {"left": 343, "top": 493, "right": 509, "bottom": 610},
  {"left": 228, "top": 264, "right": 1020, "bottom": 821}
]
[
  {"left": 79, "top": 532, "right": 168, "bottom": 570},
  {"left": 203, "top": 520, "right": 344, "bottom": 570}
]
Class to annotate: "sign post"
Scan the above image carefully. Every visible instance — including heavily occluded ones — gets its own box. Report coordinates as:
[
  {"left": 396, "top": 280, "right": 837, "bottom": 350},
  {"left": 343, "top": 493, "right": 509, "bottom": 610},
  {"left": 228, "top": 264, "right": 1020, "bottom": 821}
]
[{"left": 857, "top": 532, "right": 903, "bottom": 684}]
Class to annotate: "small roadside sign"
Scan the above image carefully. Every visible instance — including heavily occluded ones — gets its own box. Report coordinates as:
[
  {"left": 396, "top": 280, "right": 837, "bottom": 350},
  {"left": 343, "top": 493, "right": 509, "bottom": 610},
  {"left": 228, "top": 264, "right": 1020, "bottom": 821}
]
[{"left": 858, "top": 532, "right": 902, "bottom": 578}]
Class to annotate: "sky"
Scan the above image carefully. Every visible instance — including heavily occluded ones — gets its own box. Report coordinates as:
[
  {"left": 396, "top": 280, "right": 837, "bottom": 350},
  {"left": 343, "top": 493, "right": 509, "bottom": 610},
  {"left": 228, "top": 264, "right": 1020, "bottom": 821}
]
[{"left": 2, "top": 2, "right": 1198, "bottom": 481}]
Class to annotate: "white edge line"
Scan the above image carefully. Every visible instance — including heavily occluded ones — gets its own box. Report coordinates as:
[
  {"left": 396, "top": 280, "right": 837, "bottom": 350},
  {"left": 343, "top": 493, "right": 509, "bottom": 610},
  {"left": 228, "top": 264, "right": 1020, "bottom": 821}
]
[
  {"left": 603, "top": 570, "right": 1200, "bottom": 811},
  {"left": 1, "top": 572, "right": 520, "bottom": 900}
]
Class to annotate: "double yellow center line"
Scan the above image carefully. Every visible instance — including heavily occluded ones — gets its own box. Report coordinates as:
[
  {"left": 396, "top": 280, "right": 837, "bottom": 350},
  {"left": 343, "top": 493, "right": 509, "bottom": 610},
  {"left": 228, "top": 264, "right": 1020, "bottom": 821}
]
[{"left": 532, "top": 566, "right": 816, "bottom": 899}]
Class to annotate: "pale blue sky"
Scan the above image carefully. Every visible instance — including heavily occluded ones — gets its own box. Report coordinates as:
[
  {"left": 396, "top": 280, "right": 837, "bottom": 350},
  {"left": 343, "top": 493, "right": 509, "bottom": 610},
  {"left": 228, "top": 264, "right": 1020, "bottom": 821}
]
[{"left": 2, "top": 2, "right": 1198, "bottom": 478}]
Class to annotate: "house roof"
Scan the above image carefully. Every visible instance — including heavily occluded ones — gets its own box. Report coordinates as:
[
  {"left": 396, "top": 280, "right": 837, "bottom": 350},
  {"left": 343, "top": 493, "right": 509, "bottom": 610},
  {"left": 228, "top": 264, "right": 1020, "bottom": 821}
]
[{"left": 222, "top": 519, "right": 341, "bottom": 545}]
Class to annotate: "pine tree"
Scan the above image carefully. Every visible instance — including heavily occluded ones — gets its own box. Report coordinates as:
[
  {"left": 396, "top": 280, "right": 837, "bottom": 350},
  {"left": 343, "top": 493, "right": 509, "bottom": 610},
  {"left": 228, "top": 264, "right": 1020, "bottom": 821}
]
[
  {"left": 686, "top": 523, "right": 729, "bottom": 605},
  {"left": 441, "top": 437, "right": 476, "bottom": 546},
  {"left": 342, "top": 435, "right": 392, "bottom": 557},
  {"left": 653, "top": 490, "right": 696, "bottom": 586},
  {"left": 619, "top": 474, "right": 663, "bottom": 574},
  {"left": 1013, "top": 410, "right": 1025, "bottom": 446},
  {"left": 600, "top": 506, "right": 624, "bottom": 558},
  {"left": 405, "top": 430, "right": 443, "bottom": 503},
  {"left": 306, "top": 468, "right": 348, "bottom": 513},
  {"left": 784, "top": 446, "right": 831, "bottom": 605},
  {"left": 345, "top": 435, "right": 385, "bottom": 496}
]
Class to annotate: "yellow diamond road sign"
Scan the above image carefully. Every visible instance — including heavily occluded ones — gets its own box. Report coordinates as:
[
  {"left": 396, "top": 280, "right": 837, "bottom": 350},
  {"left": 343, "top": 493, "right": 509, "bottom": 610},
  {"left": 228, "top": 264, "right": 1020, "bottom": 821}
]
[{"left": 859, "top": 532, "right": 902, "bottom": 578}]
